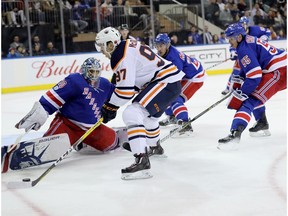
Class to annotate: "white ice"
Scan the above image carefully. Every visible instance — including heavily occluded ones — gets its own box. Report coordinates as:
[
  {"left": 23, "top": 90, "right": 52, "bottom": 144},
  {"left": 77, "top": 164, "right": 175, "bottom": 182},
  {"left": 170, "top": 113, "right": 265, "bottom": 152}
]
[{"left": 1, "top": 74, "right": 286, "bottom": 216}]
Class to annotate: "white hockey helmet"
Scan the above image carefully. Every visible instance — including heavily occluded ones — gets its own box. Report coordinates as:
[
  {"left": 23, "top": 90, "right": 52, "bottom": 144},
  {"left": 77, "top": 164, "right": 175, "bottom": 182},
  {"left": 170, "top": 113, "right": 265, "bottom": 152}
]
[{"left": 95, "top": 27, "right": 121, "bottom": 54}]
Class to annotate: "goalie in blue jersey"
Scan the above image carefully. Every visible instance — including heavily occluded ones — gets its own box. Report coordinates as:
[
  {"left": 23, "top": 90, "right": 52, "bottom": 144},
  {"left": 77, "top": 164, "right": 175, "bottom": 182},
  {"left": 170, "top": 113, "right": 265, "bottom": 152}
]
[{"left": 2, "top": 57, "right": 127, "bottom": 173}]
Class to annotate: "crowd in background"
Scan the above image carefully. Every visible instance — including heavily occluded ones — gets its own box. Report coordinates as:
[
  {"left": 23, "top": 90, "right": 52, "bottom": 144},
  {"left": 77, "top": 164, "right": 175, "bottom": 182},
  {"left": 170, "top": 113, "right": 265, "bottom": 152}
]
[{"left": 1, "top": 0, "right": 287, "bottom": 58}]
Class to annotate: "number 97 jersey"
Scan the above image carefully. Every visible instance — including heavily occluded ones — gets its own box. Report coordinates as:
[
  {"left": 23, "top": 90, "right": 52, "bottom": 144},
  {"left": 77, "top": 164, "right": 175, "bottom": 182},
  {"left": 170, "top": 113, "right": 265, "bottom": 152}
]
[{"left": 110, "top": 39, "right": 185, "bottom": 106}]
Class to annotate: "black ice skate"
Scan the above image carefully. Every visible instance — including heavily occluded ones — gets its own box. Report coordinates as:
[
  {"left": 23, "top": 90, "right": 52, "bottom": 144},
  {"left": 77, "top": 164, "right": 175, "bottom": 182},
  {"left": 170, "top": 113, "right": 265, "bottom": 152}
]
[
  {"left": 121, "top": 149, "right": 152, "bottom": 180},
  {"left": 159, "top": 115, "right": 177, "bottom": 126},
  {"left": 122, "top": 142, "right": 166, "bottom": 157},
  {"left": 217, "top": 126, "right": 244, "bottom": 150},
  {"left": 221, "top": 89, "right": 230, "bottom": 96},
  {"left": 249, "top": 112, "right": 271, "bottom": 137},
  {"left": 177, "top": 120, "right": 193, "bottom": 135}
]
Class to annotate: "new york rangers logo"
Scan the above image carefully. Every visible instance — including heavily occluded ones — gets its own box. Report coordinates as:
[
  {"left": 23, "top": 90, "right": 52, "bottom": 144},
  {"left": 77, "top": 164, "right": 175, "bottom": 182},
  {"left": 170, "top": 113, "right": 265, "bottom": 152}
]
[{"left": 53, "top": 80, "right": 67, "bottom": 90}]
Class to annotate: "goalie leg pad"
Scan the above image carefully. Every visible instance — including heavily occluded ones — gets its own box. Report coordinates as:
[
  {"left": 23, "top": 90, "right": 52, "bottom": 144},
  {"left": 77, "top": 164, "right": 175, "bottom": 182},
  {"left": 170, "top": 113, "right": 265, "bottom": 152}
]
[{"left": 2, "top": 134, "right": 70, "bottom": 173}]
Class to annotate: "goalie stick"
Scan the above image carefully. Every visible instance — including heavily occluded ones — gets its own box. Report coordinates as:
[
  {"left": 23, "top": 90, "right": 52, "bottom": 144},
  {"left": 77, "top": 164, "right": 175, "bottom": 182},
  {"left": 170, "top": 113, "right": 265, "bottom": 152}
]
[
  {"left": 7, "top": 117, "right": 103, "bottom": 189},
  {"left": 7, "top": 123, "right": 37, "bottom": 154}
]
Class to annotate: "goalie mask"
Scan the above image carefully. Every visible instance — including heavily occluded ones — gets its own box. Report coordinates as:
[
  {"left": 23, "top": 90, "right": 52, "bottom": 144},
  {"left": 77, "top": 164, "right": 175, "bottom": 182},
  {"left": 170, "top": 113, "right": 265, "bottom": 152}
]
[
  {"left": 95, "top": 27, "right": 121, "bottom": 56},
  {"left": 81, "top": 58, "right": 102, "bottom": 86}
]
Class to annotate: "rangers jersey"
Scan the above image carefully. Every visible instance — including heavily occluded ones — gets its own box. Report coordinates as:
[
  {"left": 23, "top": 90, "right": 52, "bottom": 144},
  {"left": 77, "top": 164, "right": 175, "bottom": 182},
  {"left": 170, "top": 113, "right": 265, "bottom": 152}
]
[
  {"left": 40, "top": 73, "right": 114, "bottom": 129},
  {"left": 236, "top": 35, "right": 286, "bottom": 95},
  {"left": 163, "top": 45, "right": 206, "bottom": 82},
  {"left": 248, "top": 26, "right": 271, "bottom": 39},
  {"left": 109, "top": 39, "right": 185, "bottom": 107}
]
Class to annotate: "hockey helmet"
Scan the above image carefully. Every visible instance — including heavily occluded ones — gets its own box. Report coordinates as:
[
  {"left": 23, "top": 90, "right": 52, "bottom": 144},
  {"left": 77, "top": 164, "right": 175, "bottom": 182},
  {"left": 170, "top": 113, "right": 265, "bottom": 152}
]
[
  {"left": 225, "top": 23, "right": 246, "bottom": 38},
  {"left": 95, "top": 27, "right": 121, "bottom": 53},
  {"left": 154, "top": 33, "right": 171, "bottom": 45},
  {"left": 238, "top": 16, "right": 249, "bottom": 25},
  {"left": 81, "top": 57, "right": 102, "bottom": 82}
]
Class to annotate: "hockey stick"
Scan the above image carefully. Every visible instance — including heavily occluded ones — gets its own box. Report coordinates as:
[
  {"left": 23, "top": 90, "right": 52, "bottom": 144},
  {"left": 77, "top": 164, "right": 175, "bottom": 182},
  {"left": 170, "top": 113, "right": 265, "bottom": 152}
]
[
  {"left": 7, "top": 118, "right": 103, "bottom": 189},
  {"left": 205, "top": 58, "right": 231, "bottom": 71},
  {"left": 159, "top": 92, "right": 232, "bottom": 144},
  {"left": 7, "top": 123, "right": 37, "bottom": 154}
]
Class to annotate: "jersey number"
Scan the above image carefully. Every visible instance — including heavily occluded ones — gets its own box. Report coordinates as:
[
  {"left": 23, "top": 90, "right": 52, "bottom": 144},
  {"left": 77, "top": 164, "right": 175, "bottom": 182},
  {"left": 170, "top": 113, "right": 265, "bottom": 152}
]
[
  {"left": 139, "top": 46, "right": 165, "bottom": 67},
  {"left": 115, "top": 69, "right": 126, "bottom": 82}
]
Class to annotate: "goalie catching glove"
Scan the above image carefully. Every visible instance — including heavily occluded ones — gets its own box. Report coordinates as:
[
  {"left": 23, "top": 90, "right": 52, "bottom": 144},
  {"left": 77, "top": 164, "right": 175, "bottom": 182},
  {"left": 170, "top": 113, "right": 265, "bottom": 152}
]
[
  {"left": 101, "top": 102, "right": 119, "bottom": 123},
  {"left": 227, "top": 89, "right": 248, "bottom": 110},
  {"left": 15, "top": 101, "right": 48, "bottom": 131}
]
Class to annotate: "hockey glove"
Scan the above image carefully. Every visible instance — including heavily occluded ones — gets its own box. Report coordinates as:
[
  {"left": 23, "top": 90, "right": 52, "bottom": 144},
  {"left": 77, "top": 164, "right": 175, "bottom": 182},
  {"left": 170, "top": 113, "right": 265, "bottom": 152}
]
[
  {"left": 230, "top": 75, "right": 244, "bottom": 90},
  {"left": 15, "top": 101, "right": 48, "bottom": 132},
  {"left": 101, "top": 102, "right": 119, "bottom": 123},
  {"left": 229, "top": 47, "right": 238, "bottom": 61},
  {"left": 227, "top": 89, "right": 248, "bottom": 110},
  {"left": 259, "top": 35, "right": 269, "bottom": 42}
]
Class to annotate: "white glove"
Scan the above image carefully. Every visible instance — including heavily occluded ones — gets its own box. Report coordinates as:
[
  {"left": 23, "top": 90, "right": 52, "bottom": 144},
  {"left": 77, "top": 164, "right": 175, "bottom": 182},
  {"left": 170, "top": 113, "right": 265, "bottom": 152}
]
[
  {"left": 15, "top": 101, "right": 49, "bottom": 132},
  {"left": 227, "top": 89, "right": 248, "bottom": 110},
  {"left": 229, "top": 47, "right": 238, "bottom": 60},
  {"left": 259, "top": 35, "right": 269, "bottom": 42},
  {"left": 230, "top": 75, "right": 244, "bottom": 91}
]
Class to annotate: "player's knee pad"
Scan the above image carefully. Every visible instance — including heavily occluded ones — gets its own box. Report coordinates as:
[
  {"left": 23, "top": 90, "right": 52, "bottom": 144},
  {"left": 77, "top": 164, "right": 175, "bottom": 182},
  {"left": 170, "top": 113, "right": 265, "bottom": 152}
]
[{"left": 122, "top": 103, "right": 149, "bottom": 126}]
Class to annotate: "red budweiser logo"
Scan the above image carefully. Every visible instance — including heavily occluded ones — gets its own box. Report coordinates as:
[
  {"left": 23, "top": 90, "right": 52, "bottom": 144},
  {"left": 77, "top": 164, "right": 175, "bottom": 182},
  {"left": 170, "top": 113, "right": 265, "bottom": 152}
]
[{"left": 32, "top": 59, "right": 111, "bottom": 78}]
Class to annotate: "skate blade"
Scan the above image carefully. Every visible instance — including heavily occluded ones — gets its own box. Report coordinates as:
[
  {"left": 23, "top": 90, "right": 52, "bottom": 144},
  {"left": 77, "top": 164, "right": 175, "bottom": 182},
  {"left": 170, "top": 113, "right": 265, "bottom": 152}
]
[
  {"left": 121, "top": 170, "right": 153, "bottom": 180},
  {"left": 217, "top": 140, "right": 240, "bottom": 151},
  {"left": 249, "top": 130, "right": 271, "bottom": 137},
  {"left": 150, "top": 153, "right": 168, "bottom": 158}
]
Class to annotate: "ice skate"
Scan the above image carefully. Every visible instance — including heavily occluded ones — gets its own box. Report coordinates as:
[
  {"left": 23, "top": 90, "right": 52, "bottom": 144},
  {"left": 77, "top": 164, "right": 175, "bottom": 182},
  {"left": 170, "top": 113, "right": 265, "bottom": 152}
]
[
  {"left": 177, "top": 120, "right": 193, "bottom": 136},
  {"left": 121, "top": 150, "right": 152, "bottom": 180},
  {"left": 249, "top": 113, "right": 271, "bottom": 137},
  {"left": 221, "top": 89, "right": 230, "bottom": 96},
  {"left": 217, "top": 126, "right": 244, "bottom": 151},
  {"left": 122, "top": 142, "right": 167, "bottom": 158},
  {"left": 159, "top": 115, "right": 177, "bottom": 126}
]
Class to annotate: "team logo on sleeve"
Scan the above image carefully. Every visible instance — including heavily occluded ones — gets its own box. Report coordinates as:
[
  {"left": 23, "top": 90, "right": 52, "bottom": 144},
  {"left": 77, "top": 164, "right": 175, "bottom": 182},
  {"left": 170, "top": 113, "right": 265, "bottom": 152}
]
[
  {"left": 179, "top": 52, "right": 185, "bottom": 61},
  {"left": 53, "top": 80, "right": 67, "bottom": 90}
]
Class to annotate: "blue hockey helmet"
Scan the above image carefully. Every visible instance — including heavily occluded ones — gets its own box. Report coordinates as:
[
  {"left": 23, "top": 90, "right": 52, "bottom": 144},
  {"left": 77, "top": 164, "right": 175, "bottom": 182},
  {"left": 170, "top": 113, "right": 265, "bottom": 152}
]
[
  {"left": 81, "top": 57, "right": 102, "bottom": 82},
  {"left": 239, "top": 16, "right": 249, "bottom": 25},
  {"left": 154, "top": 33, "right": 171, "bottom": 45},
  {"left": 225, "top": 23, "right": 246, "bottom": 38}
]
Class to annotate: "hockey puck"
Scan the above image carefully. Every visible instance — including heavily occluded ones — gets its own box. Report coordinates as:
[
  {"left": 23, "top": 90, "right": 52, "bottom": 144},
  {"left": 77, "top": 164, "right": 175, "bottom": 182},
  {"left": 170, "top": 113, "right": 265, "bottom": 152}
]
[{"left": 22, "top": 178, "right": 31, "bottom": 182}]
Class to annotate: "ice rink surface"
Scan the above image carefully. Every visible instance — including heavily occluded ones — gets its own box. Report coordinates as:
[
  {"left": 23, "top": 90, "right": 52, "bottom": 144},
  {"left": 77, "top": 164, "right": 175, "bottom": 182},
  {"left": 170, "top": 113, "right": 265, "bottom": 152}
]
[{"left": 1, "top": 74, "right": 286, "bottom": 216}]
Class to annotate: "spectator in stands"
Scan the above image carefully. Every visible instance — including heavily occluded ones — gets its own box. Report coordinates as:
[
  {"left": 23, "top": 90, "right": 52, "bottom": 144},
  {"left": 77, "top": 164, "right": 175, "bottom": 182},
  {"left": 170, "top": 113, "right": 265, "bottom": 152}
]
[
  {"left": 251, "top": 3, "right": 266, "bottom": 18},
  {"left": 9, "top": 0, "right": 27, "bottom": 27},
  {"left": 113, "top": 0, "right": 125, "bottom": 26},
  {"left": 185, "top": 34, "right": 193, "bottom": 45},
  {"left": 10, "top": 35, "right": 24, "bottom": 49},
  {"left": 30, "top": 0, "right": 46, "bottom": 25},
  {"left": 264, "top": 8, "right": 276, "bottom": 28},
  {"left": 205, "top": 0, "right": 220, "bottom": 25},
  {"left": 118, "top": 24, "right": 135, "bottom": 40},
  {"left": 101, "top": 0, "right": 113, "bottom": 27},
  {"left": 133, "top": 0, "right": 150, "bottom": 29},
  {"left": 230, "top": 3, "right": 240, "bottom": 21},
  {"left": 277, "top": 29, "right": 286, "bottom": 39},
  {"left": 1, "top": 1, "right": 14, "bottom": 27},
  {"left": 45, "top": 41, "right": 59, "bottom": 55},
  {"left": 201, "top": 25, "right": 213, "bottom": 44},
  {"left": 32, "top": 35, "right": 43, "bottom": 50},
  {"left": 237, "top": 0, "right": 248, "bottom": 16},
  {"left": 32, "top": 44, "right": 45, "bottom": 56},
  {"left": 219, "top": 31, "right": 227, "bottom": 44},
  {"left": 217, "top": 0, "right": 225, "bottom": 11},
  {"left": 188, "top": 26, "right": 202, "bottom": 45},
  {"left": 41, "top": 0, "right": 56, "bottom": 23},
  {"left": 170, "top": 34, "right": 181, "bottom": 46},
  {"left": 70, "top": 1, "right": 89, "bottom": 34},
  {"left": 253, "top": 9, "right": 266, "bottom": 25},
  {"left": 6, "top": 47, "right": 19, "bottom": 58},
  {"left": 124, "top": 0, "right": 137, "bottom": 16},
  {"left": 212, "top": 34, "right": 220, "bottom": 44},
  {"left": 219, "top": 4, "right": 233, "bottom": 28}
]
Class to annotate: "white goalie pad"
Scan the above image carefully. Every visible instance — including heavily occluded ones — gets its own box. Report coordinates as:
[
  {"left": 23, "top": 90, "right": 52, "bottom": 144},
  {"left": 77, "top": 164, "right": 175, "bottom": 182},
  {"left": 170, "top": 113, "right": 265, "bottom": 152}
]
[{"left": 2, "top": 133, "right": 70, "bottom": 173}]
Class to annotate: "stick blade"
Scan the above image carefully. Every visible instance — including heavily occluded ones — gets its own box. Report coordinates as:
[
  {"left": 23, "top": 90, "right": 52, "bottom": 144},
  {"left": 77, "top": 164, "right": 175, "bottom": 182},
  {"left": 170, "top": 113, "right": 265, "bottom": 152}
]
[{"left": 7, "top": 181, "right": 33, "bottom": 189}]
